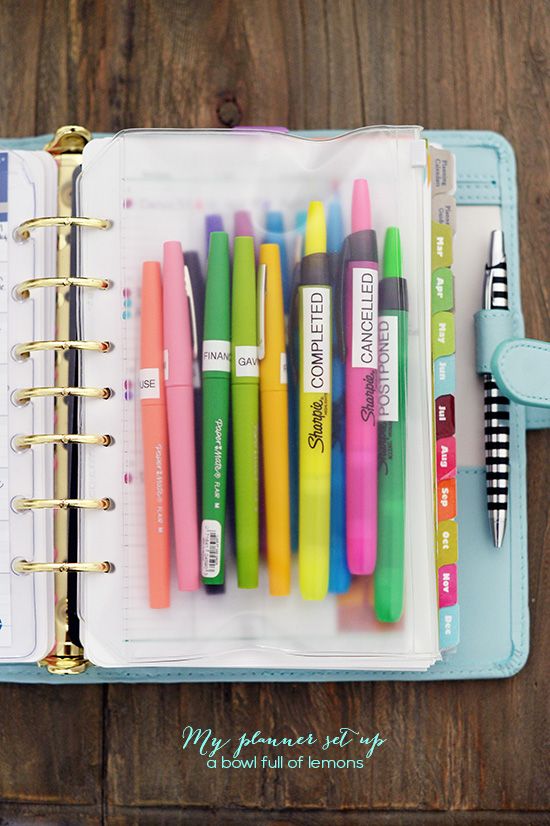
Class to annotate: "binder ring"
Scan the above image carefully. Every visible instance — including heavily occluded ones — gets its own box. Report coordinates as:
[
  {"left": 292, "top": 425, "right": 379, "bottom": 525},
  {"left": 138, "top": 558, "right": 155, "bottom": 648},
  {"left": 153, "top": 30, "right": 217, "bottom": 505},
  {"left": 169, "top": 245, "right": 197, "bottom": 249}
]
[
  {"left": 13, "top": 386, "right": 112, "bottom": 405},
  {"left": 14, "top": 216, "right": 112, "bottom": 242},
  {"left": 14, "top": 339, "right": 111, "bottom": 360},
  {"left": 13, "top": 560, "right": 112, "bottom": 574},
  {"left": 13, "top": 497, "right": 112, "bottom": 511},
  {"left": 14, "top": 433, "right": 113, "bottom": 450},
  {"left": 15, "top": 277, "right": 111, "bottom": 300}
]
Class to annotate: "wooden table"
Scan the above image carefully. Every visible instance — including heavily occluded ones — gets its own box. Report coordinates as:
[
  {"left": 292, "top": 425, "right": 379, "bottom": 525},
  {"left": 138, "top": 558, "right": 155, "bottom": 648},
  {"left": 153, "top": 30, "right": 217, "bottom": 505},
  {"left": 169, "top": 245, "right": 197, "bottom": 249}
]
[{"left": 0, "top": 1, "right": 548, "bottom": 823}]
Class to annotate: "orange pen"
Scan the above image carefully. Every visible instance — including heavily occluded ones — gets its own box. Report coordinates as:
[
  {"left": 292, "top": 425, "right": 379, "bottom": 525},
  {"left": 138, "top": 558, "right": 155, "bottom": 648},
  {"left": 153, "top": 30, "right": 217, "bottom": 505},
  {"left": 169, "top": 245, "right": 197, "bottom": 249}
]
[{"left": 140, "top": 262, "right": 171, "bottom": 608}]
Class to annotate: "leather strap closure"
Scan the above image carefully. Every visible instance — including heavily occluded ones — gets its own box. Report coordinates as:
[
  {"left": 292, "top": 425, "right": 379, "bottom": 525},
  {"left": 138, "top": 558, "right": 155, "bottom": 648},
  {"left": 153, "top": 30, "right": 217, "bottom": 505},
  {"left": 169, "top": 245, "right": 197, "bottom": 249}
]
[{"left": 493, "top": 338, "right": 550, "bottom": 409}]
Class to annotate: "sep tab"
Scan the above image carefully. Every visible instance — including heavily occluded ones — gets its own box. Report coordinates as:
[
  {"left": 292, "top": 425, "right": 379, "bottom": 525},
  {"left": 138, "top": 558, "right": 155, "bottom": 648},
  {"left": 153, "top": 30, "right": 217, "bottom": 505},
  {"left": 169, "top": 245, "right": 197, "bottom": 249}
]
[
  {"left": 432, "top": 312, "right": 455, "bottom": 358},
  {"left": 431, "top": 221, "right": 453, "bottom": 269},
  {"left": 432, "top": 268, "right": 454, "bottom": 312}
]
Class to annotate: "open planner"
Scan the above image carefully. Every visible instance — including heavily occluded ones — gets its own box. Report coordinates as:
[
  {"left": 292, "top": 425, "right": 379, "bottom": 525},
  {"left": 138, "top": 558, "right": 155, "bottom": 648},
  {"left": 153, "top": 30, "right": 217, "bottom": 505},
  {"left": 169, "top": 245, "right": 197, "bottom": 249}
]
[{"left": 0, "top": 126, "right": 541, "bottom": 682}]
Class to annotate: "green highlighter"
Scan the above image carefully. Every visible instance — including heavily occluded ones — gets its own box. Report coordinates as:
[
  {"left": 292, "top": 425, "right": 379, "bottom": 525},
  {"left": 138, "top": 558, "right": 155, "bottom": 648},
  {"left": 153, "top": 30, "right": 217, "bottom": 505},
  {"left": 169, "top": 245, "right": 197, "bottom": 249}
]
[
  {"left": 375, "top": 227, "right": 409, "bottom": 622},
  {"left": 231, "top": 236, "right": 260, "bottom": 588},
  {"left": 201, "top": 232, "right": 231, "bottom": 586}
]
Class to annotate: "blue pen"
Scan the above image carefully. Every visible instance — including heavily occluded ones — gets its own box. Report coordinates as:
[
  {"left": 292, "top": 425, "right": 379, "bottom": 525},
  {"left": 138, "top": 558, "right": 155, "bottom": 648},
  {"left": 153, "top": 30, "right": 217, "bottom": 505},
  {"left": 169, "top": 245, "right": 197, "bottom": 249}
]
[
  {"left": 265, "top": 210, "right": 291, "bottom": 313},
  {"left": 287, "top": 210, "right": 307, "bottom": 552},
  {"left": 327, "top": 199, "right": 351, "bottom": 593}
]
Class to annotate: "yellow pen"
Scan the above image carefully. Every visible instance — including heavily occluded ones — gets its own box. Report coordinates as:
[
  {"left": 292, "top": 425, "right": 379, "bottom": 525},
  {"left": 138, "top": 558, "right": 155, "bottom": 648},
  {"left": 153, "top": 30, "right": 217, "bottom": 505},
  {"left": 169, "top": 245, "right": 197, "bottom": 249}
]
[
  {"left": 258, "top": 244, "right": 291, "bottom": 595},
  {"left": 297, "top": 202, "right": 332, "bottom": 600}
]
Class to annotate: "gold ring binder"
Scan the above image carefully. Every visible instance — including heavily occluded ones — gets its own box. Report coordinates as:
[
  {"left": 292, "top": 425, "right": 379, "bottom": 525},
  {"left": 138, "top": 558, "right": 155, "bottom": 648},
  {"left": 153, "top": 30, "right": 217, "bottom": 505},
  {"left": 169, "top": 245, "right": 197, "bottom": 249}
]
[
  {"left": 14, "top": 216, "right": 112, "bottom": 242},
  {"left": 15, "top": 276, "right": 111, "bottom": 300},
  {"left": 14, "top": 339, "right": 111, "bottom": 360},
  {"left": 14, "top": 497, "right": 112, "bottom": 511},
  {"left": 14, "top": 386, "right": 112, "bottom": 405},
  {"left": 13, "top": 560, "right": 112, "bottom": 574},
  {"left": 14, "top": 433, "right": 112, "bottom": 450}
]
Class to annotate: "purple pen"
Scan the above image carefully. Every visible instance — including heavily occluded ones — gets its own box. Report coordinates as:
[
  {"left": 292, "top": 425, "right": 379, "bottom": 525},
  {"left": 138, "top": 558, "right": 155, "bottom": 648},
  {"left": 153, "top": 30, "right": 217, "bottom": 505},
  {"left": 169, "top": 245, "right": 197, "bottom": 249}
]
[{"left": 205, "top": 214, "right": 224, "bottom": 258}]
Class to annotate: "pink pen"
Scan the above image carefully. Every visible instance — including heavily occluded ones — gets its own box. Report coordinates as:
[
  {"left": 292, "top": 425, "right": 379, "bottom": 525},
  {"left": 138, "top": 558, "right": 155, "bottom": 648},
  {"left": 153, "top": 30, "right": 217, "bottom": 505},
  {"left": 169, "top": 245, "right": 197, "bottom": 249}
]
[
  {"left": 345, "top": 179, "right": 379, "bottom": 574},
  {"left": 162, "top": 241, "right": 199, "bottom": 590}
]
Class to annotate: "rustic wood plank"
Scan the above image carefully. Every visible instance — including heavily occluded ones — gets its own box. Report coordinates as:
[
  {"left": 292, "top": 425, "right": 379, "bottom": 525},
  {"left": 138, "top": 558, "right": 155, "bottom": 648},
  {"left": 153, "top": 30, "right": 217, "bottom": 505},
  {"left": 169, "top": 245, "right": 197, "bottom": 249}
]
[
  {"left": 0, "top": 685, "right": 103, "bottom": 806},
  {"left": 106, "top": 812, "right": 550, "bottom": 826}
]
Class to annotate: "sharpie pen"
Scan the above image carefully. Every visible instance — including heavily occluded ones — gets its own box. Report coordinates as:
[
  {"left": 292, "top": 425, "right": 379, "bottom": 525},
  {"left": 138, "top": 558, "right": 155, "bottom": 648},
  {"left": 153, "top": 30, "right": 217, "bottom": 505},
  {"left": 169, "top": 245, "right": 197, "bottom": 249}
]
[
  {"left": 163, "top": 241, "right": 199, "bottom": 591},
  {"left": 298, "top": 201, "right": 332, "bottom": 600},
  {"left": 345, "top": 179, "right": 379, "bottom": 575},
  {"left": 327, "top": 199, "right": 351, "bottom": 593},
  {"left": 232, "top": 236, "right": 260, "bottom": 588},
  {"left": 201, "top": 231, "right": 231, "bottom": 586},
  {"left": 258, "top": 243, "right": 291, "bottom": 595},
  {"left": 140, "top": 262, "right": 171, "bottom": 608},
  {"left": 375, "top": 227, "right": 408, "bottom": 623}
]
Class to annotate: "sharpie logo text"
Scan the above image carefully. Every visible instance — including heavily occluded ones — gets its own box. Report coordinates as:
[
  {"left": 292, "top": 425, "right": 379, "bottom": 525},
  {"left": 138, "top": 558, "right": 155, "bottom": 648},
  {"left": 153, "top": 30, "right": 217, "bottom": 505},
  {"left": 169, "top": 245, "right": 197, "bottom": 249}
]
[{"left": 308, "top": 397, "right": 328, "bottom": 453}]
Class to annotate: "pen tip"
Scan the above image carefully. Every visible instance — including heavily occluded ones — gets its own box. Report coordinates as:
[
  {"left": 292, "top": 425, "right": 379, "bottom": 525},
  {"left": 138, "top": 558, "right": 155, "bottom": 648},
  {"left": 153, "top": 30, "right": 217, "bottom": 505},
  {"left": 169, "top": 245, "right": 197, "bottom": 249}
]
[
  {"left": 489, "top": 229, "right": 505, "bottom": 266},
  {"left": 383, "top": 227, "right": 402, "bottom": 278},
  {"left": 305, "top": 201, "right": 326, "bottom": 256},
  {"left": 351, "top": 178, "right": 371, "bottom": 233}
]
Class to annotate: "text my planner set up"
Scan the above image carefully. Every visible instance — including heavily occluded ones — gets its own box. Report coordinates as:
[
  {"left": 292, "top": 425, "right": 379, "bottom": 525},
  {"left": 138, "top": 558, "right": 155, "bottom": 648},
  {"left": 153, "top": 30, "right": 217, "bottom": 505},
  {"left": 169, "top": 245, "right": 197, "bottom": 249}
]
[{"left": 0, "top": 126, "right": 540, "bottom": 682}]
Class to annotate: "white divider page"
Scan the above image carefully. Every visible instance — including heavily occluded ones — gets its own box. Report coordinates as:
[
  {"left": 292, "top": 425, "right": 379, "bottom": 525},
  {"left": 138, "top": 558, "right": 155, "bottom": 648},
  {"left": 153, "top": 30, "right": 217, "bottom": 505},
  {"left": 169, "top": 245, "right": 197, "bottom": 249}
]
[
  {"left": 78, "top": 128, "right": 438, "bottom": 669},
  {"left": 0, "top": 150, "right": 56, "bottom": 662}
]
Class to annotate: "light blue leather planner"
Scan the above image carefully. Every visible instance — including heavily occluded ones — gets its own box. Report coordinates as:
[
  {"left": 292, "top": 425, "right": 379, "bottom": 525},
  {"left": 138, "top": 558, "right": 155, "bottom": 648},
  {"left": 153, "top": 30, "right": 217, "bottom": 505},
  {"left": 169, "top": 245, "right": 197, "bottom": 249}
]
[{"left": 0, "top": 129, "right": 546, "bottom": 683}]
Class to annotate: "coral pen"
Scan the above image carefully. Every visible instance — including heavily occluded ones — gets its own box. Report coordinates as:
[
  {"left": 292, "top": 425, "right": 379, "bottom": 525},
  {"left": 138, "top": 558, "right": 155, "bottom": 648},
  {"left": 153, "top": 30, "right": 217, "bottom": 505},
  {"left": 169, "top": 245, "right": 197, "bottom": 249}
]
[
  {"left": 162, "top": 241, "right": 199, "bottom": 591},
  {"left": 140, "top": 262, "right": 171, "bottom": 608},
  {"left": 345, "top": 179, "right": 379, "bottom": 575}
]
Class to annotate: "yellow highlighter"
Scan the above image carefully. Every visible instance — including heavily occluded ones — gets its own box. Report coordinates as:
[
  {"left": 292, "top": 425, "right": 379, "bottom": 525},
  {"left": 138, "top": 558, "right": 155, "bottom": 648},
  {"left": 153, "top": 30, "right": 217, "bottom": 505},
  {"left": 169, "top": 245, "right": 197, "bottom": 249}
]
[
  {"left": 297, "top": 202, "right": 332, "bottom": 600},
  {"left": 258, "top": 244, "right": 291, "bottom": 595}
]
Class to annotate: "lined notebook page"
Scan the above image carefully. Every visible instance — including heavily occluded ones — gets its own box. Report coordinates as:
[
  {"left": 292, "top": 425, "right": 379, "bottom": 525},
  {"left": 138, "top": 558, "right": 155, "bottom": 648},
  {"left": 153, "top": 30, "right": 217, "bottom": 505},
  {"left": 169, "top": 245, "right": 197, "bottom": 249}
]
[
  {"left": 79, "top": 129, "right": 439, "bottom": 669},
  {"left": 0, "top": 150, "right": 56, "bottom": 662}
]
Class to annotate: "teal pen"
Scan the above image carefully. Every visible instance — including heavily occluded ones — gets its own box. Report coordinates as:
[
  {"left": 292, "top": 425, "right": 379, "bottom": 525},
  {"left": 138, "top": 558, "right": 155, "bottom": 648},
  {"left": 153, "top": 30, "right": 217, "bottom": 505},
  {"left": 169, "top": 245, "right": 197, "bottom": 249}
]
[
  {"left": 265, "top": 210, "right": 291, "bottom": 313},
  {"left": 327, "top": 199, "right": 351, "bottom": 593},
  {"left": 288, "top": 210, "right": 307, "bottom": 551}
]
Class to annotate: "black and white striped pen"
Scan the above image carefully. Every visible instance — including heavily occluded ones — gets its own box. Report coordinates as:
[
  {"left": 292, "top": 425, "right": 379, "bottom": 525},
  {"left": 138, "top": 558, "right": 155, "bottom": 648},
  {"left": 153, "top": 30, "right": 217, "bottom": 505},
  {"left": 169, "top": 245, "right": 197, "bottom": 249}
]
[{"left": 483, "top": 230, "right": 509, "bottom": 548}]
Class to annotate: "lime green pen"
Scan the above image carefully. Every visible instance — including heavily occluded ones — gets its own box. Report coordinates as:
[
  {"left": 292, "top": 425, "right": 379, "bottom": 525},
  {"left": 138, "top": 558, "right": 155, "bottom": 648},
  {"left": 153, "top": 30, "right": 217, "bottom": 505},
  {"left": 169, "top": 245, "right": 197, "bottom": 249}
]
[
  {"left": 375, "top": 227, "right": 408, "bottom": 622},
  {"left": 232, "top": 236, "right": 260, "bottom": 588}
]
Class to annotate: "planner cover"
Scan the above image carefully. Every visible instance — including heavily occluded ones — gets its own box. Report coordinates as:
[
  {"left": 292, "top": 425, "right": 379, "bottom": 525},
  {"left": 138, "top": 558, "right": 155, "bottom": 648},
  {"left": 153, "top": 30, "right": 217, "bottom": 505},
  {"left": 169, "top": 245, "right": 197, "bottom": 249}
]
[{"left": 0, "top": 128, "right": 533, "bottom": 682}]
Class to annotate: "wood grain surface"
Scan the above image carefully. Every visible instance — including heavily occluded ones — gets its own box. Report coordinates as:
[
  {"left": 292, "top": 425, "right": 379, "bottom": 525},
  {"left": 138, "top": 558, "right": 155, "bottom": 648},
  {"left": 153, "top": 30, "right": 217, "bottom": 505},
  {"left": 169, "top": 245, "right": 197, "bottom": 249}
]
[{"left": 0, "top": 0, "right": 549, "bottom": 823}]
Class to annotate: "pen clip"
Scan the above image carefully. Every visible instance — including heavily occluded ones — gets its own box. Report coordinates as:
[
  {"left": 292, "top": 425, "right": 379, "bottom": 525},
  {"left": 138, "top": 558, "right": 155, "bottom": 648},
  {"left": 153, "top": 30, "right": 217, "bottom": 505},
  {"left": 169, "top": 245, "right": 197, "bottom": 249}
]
[
  {"left": 184, "top": 265, "right": 199, "bottom": 359},
  {"left": 257, "top": 263, "right": 267, "bottom": 359}
]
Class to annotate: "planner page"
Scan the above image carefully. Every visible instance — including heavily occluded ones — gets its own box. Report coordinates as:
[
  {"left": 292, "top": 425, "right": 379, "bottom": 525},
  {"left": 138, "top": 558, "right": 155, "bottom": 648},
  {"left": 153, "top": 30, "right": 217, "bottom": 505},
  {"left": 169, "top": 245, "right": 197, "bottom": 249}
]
[
  {"left": 78, "top": 128, "right": 439, "bottom": 669},
  {"left": 0, "top": 149, "right": 56, "bottom": 662}
]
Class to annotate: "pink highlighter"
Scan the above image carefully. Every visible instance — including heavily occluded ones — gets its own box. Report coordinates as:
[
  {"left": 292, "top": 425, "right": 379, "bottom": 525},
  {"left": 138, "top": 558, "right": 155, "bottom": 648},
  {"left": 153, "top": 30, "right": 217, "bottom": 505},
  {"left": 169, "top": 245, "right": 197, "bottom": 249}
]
[
  {"left": 345, "top": 179, "right": 379, "bottom": 574},
  {"left": 162, "top": 241, "right": 199, "bottom": 590}
]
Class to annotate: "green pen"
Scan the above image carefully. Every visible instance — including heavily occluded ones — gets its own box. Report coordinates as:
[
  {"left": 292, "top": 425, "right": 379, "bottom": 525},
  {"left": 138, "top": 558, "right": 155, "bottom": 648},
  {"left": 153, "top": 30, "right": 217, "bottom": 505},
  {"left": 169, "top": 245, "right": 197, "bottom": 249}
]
[
  {"left": 231, "top": 236, "right": 260, "bottom": 588},
  {"left": 375, "top": 227, "right": 408, "bottom": 622},
  {"left": 201, "top": 231, "right": 231, "bottom": 586}
]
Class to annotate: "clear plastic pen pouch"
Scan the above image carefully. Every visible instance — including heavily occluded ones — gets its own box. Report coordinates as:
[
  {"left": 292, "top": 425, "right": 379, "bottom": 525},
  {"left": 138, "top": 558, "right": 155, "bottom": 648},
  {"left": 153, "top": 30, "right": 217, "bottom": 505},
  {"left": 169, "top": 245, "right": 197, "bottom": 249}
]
[{"left": 77, "top": 127, "right": 439, "bottom": 669}]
